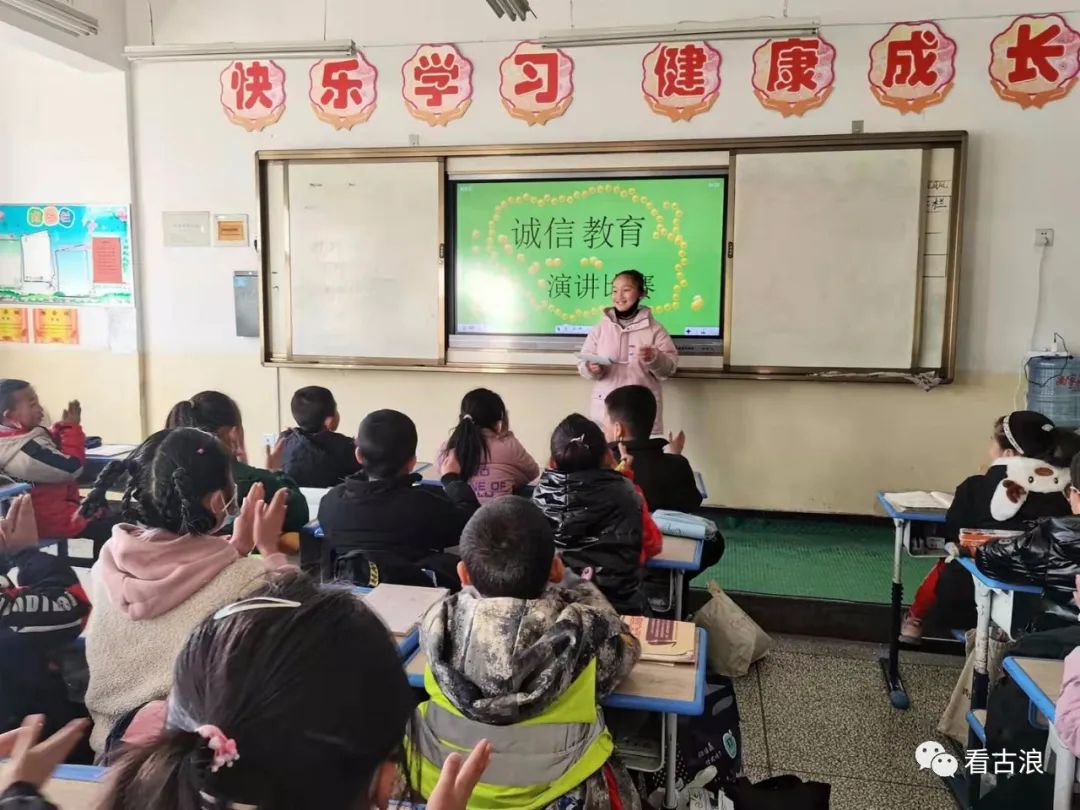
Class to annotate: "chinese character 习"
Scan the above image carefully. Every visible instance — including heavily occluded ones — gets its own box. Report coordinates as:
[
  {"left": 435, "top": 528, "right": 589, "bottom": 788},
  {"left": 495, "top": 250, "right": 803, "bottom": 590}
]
[{"left": 514, "top": 52, "right": 559, "bottom": 103}]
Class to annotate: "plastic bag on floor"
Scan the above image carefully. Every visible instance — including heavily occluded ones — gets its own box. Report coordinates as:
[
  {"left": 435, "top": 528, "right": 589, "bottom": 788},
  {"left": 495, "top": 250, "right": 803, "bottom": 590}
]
[
  {"left": 693, "top": 583, "right": 771, "bottom": 677},
  {"left": 719, "top": 775, "right": 830, "bottom": 809},
  {"left": 937, "top": 627, "right": 1011, "bottom": 743}
]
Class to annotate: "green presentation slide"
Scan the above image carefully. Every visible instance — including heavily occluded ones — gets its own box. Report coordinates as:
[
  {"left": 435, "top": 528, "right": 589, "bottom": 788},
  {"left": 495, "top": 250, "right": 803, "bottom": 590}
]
[{"left": 452, "top": 176, "right": 726, "bottom": 337}]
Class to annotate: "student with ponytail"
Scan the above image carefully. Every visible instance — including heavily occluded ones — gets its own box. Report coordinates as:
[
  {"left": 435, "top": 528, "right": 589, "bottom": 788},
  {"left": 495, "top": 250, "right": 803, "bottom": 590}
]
[
  {"left": 166, "top": 391, "right": 308, "bottom": 532},
  {"left": 82, "top": 428, "right": 293, "bottom": 754},
  {"left": 532, "top": 414, "right": 650, "bottom": 614},
  {"left": 436, "top": 388, "right": 539, "bottom": 502}
]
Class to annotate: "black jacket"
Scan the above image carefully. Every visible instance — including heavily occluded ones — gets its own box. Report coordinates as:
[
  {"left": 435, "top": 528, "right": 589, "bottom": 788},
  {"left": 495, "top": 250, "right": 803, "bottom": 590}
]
[
  {"left": 280, "top": 428, "right": 362, "bottom": 488},
  {"left": 946, "top": 462, "right": 1070, "bottom": 540},
  {"left": 976, "top": 516, "right": 1080, "bottom": 607},
  {"left": 317, "top": 472, "right": 479, "bottom": 577},
  {"left": 1, "top": 547, "right": 89, "bottom": 650},
  {"left": 532, "top": 468, "right": 646, "bottom": 614},
  {"left": 612, "top": 438, "right": 702, "bottom": 512}
]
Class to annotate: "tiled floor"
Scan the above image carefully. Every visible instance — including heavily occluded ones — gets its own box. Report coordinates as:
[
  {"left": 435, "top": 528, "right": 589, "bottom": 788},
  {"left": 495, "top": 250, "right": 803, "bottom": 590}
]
[{"left": 733, "top": 634, "right": 962, "bottom": 810}]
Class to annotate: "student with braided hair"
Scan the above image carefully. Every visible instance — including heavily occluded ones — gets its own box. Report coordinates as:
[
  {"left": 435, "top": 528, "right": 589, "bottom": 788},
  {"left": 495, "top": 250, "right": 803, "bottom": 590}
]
[{"left": 81, "top": 427, "right": 294, "bottom": 754}]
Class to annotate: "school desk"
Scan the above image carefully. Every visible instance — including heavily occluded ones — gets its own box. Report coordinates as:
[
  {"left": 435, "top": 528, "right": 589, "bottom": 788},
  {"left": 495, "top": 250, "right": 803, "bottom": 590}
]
[
  {"left": 352, "top": 586, "right": 421, "bottom": 658},
  {"left": 876, "top": 491, "right": 948, "bottom": 710},
  {"left": 1003, "top": 656, "right": 1073, "bottom": 810},
  {"left": 405, "top": 627, "right": 708, "bottom": 810},
  {"left": 647, "top": 534, "right": 703, "bottom": 619},
  {"left": 81, "top": 443, "right": 136, "bottom": 484},
  {"left": 0, "top": 481, "right": 31, "bottom": 510},
  {"left": 0, "top": 764, "right": 106, "bottom": 809}
]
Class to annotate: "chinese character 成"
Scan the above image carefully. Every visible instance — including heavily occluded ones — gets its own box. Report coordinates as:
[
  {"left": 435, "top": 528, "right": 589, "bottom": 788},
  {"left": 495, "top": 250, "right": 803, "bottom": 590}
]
[{"left": 885, "top": 29, "right": 939, "bottom": 87}]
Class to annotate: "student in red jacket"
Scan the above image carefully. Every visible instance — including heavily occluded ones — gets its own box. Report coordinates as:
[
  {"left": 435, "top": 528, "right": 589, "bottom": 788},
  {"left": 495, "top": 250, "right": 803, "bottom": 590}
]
[{"left": 0, "top": 380, "right": 115, "bottom": 545}]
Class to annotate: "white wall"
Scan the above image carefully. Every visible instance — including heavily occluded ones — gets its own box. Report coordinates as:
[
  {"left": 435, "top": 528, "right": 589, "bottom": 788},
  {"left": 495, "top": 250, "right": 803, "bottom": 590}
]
[
  {"left": 117, "top": 2, "right": 1080, "bottom": 512},
  {"left": 0, "top": 0, "right": 126, "bottom": 69},
  {"left": 0, "top": 37, "right": 139, "bottom": 435}
]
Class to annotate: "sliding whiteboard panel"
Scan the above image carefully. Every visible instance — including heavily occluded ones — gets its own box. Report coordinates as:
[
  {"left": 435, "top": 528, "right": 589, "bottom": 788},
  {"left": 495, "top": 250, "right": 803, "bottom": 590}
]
[
  {"left": 728, "top": 148, "right": 924, "bottom": 370},
  {"left": 283, "top": 159, "right": 442, "bottom": 361}
]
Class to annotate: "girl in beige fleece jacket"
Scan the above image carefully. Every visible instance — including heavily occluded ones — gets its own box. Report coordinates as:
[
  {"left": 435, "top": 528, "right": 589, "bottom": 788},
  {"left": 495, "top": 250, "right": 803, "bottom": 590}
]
[{"left": 81, "top": 427, "right": 293, "bottom": 753}]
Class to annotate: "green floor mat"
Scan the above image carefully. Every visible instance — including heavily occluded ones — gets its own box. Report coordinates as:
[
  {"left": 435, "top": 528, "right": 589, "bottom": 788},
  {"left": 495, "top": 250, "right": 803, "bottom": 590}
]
[{"left": 692, "top": 514, "right": 938, "bottom": 604}]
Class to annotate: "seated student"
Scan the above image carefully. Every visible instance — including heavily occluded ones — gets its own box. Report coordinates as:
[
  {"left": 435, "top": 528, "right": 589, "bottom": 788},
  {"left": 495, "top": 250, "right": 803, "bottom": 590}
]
[
  {"left": 166, "top": 390, "right": 309, "bottom": 533},
  {"left": 0, "top": 495, "right": 91, "bottom": 737},
  {"left": 49, "top": 574, "right": 487, "bottom": 810},
  {"left": 605, "top": 384, "right": 702, "bottom": 512},
  {"left": 412, "top": 497, "right": 642, "bottom": 810},
  {"left": 975, "top": 451, "right": 1080, "bottom": 603},
  {"left": 318, "top": 409, "right": 480, "bottom": 587},
  {"left": 533, "top": 414, "right": 649, "bottom": 614},
  {"left": 902, "top": 411, "right": 1078, "bottom": 641},
  {"left": 80, "top": 427, "right": 292, "bottom": 754},
  {"left": 436, "top": 388, "right": 539, "bottom": 503},
  {"left": 0, "top": 380, "right": 116, "bottom": 545},
  {"left": 278, "top": 385, "right": 362, "bottom": 488}
]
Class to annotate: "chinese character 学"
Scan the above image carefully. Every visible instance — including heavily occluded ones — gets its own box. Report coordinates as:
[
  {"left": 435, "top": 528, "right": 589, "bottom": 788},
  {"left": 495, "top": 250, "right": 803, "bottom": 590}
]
[
  {"left": 655, "top": 44, "right": 708, "bottom": 96},
  {"left": 767, "top": 38, "right": 821, "bottom": 92},
  {"left": 514, "top": 52, "right": 559, "bottom": 103},
  {"left": 320, "top": 59, "right": 364, "bottom": 109},
  {"left": 231, "top": 61, "right": 274, "bottom": 110},
  {"left": 1007, "top": 22, "right": 1066, "bottom": 83},
  {"left": 885, "top": 29, "right": 939, "bottom": 87},
  {"left": 414, "top": 52, "right": 461, "bottom": 107}
]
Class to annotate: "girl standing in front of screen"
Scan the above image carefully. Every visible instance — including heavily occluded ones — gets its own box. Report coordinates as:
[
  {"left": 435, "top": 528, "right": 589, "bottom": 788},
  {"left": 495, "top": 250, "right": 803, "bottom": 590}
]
[{"left": 578, "top": 269, "right": 678, "bottom": 434}]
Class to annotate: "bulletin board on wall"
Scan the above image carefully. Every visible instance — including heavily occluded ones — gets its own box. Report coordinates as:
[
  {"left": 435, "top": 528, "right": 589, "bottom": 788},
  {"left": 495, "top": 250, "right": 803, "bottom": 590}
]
[{"left": 256, "top": 131, "right": 966, "bottom": 383}]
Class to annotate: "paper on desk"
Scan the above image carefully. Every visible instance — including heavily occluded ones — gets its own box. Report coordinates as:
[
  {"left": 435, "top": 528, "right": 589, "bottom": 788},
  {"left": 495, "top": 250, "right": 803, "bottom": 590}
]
[
  {"left": 885, "top": 491, "right": 954, "bottom": 511},
  {"left": 364, "top": 584, "right": 449, "bottom": 637},
  {"left": 86, "top": 444, "right": 137, "bottom": 457}
]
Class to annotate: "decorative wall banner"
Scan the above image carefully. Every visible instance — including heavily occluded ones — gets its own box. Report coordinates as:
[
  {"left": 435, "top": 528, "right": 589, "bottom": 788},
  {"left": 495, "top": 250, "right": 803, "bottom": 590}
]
[
  {"left": 751, "top": 35, "right": 836, "bottom": 116},
  {"left": 220, "top": 60, "right": 287, "bottom": 131},
  {"left": 499, "top": 41, "right": 574, "bottom": 125},
  {"left": 868, "top": 21, "right": 957, "bottom": 113},
  {"left": 402, "top": 44, "right": 474, "bottom": 127},
  {"left": 309, "top": 54, "right": 378, "bottom": 130},
  {"left": 0, "top": 308, "right": 27, "bottom": 343},
  {"left": 32, "top": 307, "right": 78, "bottom": 345},
  {"left": 0, "top": 205, "right": 132, "bottom": 306},
  {"left": 641, "top": 41, "right": 722, "bottom": 121},
  {"left": 989, "top": 14, "right": 1080, "bottom": 108}
]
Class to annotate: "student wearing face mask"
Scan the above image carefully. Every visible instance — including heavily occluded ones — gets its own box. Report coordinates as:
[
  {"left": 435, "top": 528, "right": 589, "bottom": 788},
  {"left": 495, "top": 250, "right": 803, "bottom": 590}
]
[
  {"left": 578, "top": 270, "right": 678, "bottom": 434},
  {"left": 78, "top": 428, "right": 294, "bottom": 754}
]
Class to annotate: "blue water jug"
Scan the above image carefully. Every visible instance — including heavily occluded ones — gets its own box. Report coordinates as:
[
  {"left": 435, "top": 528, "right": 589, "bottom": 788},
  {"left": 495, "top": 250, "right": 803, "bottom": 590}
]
[{"left": 1027, "top": 355, "right": 1080, "bottom": 429}]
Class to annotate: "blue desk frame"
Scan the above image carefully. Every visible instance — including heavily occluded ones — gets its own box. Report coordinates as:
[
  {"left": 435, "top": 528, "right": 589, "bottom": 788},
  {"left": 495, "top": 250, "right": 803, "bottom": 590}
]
[{"left": 876, "top": 492, "right": 948, "bottom": 711}]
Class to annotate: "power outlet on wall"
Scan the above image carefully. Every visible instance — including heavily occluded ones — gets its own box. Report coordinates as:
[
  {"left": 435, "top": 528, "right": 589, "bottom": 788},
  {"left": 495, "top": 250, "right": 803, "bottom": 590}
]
[
  {"left": 1035, "top": 228, "right": 1054, "bottom": 247},
  {"left": 262, "top": 432, "right": 278, "bottom": 450}
]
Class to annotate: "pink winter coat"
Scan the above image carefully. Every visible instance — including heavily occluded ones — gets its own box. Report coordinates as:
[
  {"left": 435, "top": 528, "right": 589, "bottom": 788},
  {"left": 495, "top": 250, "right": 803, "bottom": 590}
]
[
  {"left": 436, "top": 429, "right": 541, "bottom": 503},
  {"left": 1056, "top": 647, "right": 1080, "bottom": 756},
  {"left": 577, "top": 307, "right": 678, "bottom": 433}
]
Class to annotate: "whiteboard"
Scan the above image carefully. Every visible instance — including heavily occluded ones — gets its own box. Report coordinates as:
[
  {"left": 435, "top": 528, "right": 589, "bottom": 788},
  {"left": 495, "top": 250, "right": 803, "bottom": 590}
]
[
  {"left": 728, "top": 149, "right": 925, "bottom": 369},
  {"left": 282, "top": 159, "right": 442, "bottom": 361}
]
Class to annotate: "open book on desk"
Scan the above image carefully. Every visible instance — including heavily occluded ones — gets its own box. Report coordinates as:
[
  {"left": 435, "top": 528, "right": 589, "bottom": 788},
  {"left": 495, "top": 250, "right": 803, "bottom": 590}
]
[
  {"left": 884, "top": 491, "right": 954, "bottom": 511},
  {"left": 363, "top": 584, "right": 448, "bottom": 640},
  {"left": 621, "top": 615, "right": 697, "bottom": 664}
]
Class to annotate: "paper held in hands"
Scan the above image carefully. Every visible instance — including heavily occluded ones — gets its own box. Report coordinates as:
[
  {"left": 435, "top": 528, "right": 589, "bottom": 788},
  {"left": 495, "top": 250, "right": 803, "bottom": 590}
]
[
  {"left": 576, "top": 352, "right": 621, "bottom": 366},
  {"left": 621, "top": 615, "right": 697, "bottom": 664}
]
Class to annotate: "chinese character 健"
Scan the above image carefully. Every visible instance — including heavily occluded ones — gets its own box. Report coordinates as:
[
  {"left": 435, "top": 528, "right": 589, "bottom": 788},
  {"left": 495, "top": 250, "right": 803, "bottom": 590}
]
[
  {"left": 548, "top": 274, "right": 572, "bottom": 299},
  {"left": 1006, "top": 23, "right": 1065, "bottom": 84},
  {"left": 884, "top": 30, "right": 939, "bottom": 87},
  {"left": 583, "top": 216, "right": 614, "bottom": 250},
  {"left": 319, "top": 59, "right": 364, "bottom": 109},
  {"left": 514, "top": 52, "right": 559, "bottom": 103},
  {"left": 767, "top": 38, "right": 820, "bottom": 92},
  {"left": 654, "top": 44, "right": 708, "bottom": 97},
  {"left": 414, "top": 52, "right": 460, "bottom": 107},
  {"left": 231, "top": 61, "right": 274, "bottom": 110}
]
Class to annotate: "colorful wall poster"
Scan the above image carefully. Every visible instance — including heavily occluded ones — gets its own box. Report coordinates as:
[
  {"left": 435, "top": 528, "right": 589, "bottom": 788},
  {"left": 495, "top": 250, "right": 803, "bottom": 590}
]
[
  {"left": 989, "top": 14, "right": 1080, "bottom": 108},
  {"left": 32, "top": 307, "right": 79, "bottom": 344},
  {"left": 221, "top": 60, "right": 287, "bottom": 131},
  {"left": 641, "top": 42, "right": 723, "bottom": 121},
  {"left": 868, "top": 21, "right": 957, "bottom": 113},
  {"left": 499, "top": 41, "right": 575, "bottom": 125},
  {"left": 402, "top": 44, "right": 473, "bottom": 127},
  {"left": 751, "top": 35, "right": 837, "bottom": 116},
  {"left": 309, "top": 54, "right": 377, "bottom": 130},
  {"left": 0, "top": 205, "right": 132, "bottom": 306},
  {"left": 453, "top": 176, "right": 726, "bottom": 338},
  {"left": 0, "top": 308, "right": 28, "bottom": 343}
]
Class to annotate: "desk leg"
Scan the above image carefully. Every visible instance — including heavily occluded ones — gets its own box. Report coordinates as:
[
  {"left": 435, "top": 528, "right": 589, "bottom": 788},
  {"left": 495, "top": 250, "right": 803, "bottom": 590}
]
[
  {"left": 971, "top": 582, "right": 992, "bottom": 711},
  {"left": 879, "top": 518, "right": 910, "bottom": 709},
  {"left": 1050, "top": 726, "right": 1076, "bottom": 810},
  {"left": 663, "top": 712, "right": 678, "bottom": 809},
  {"left": 673, "top": 571, "right": 684, "bottom": 620}
]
